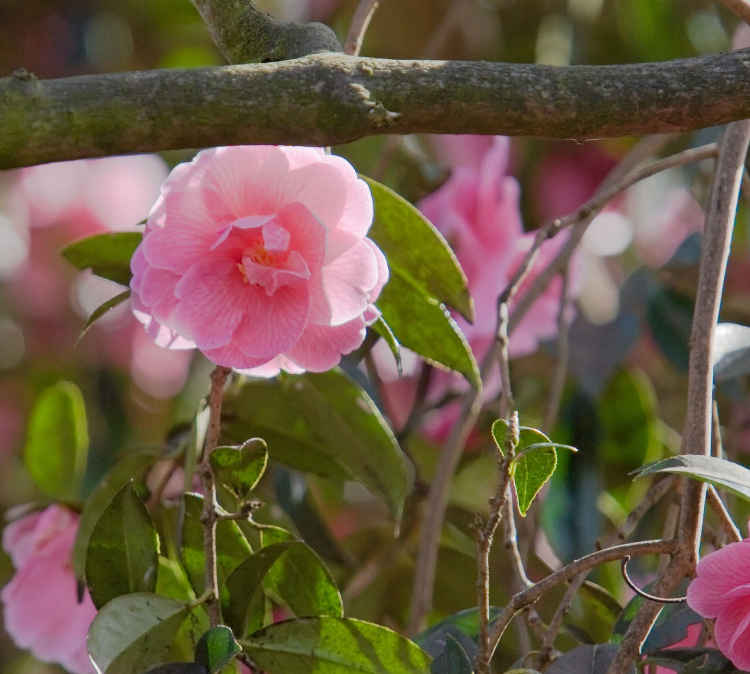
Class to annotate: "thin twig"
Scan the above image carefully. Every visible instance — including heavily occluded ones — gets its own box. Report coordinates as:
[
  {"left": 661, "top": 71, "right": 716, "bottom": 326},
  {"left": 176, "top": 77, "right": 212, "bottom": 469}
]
[
  {"left": 509, "top": 143, "right": 718, "bottom": 336},
  {"left": 198, "top": 365, "right": 231, "bottom": 627},
  {"left": 604, "top": 476, "right": 676, "bottom": 545},
  {"left": 606, "top": 120, "right": 750, "bottom": 674},
  {"left": 476, "top": 412, "right": 518, "bottom": 674},
  {"left": 544, "top": 267, "right": 572, "bottom": 431},
  {"left": 486, "top": 538, "right": 678, "bottom": 661},
  {"left": 344, "top": 0, "right": 380, "bottom": 56},
  {"left": 539, "top": 572, "right": 588, "bottom": 664},
  {"left": 707, "top": 486, "right": 743, "bottom": 542}
]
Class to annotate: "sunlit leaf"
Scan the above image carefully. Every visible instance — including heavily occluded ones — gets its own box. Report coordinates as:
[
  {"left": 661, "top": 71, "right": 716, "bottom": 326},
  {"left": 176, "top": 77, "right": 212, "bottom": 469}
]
[
  {"left": 225, "top": 541, "right": 342, "bottom": 637},
  {"left": 632, "top": 455, "right": 750, "bottom": 502},
  {"left": 242, "top": 617, "right": 432, "bottom": 673},
  {"left": 378, "top": 273, "right": 480, "bottom": 388},
  {"left": 222, "top": 370, "right": 412, "bottom": 521},
  {"left": 86, "top": 482, "right": 159, "bottom": 608},
  {"left": 78, "top": 290, "right": 131, "bottom": 342},
  {"left": 88, "top": 593, "right": 189, "bottom": 674},
  {"left": 364, "top": 175, "right": 473, "bottom": 321},
  {"left": 24, "top": 380, "right": 88, "bottom": 501},
  {"left": 61, "top": 231, "right": 142, "bottom": 285},
  {"left": 370, "top": 315, "right": 402, "bottom": 375}
]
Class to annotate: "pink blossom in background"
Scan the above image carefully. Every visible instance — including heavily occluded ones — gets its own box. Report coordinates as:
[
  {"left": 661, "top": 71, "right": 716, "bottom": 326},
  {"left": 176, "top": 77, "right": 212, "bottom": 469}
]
[
  {"left": 376, "top": 137, "right": 576, "bottom": 439},
  {"left": 687, "top": 539, "right": 750, "bottom": 670},
  {"left": 131, "top": 146, "right": 387, "bottom": 375},
  {"left": 2, "top": 505, "right": 96, "bottom": 674}
]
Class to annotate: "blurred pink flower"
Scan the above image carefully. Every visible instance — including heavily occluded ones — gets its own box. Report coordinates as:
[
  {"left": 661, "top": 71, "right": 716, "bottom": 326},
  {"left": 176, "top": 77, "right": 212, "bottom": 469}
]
[
  {"left": 376, "top": 137, "right": 575, "bottom": 438},
  {"left": 687, "top": 539, "right": 750, "bottom": 670},
  {"left": 2, "top": 505, "right": 96, "bottom": 674},
  {"left": 648, "top": 622, "right": 712, "bottom": 674},
  {"left": 131, "top": 146, "right": 387, "bottom": 375}
]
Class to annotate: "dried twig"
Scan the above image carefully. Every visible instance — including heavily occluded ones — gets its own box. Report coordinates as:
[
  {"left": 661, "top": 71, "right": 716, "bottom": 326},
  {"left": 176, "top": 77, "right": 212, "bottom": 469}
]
[
  {"left": 344, "top": 0, "right": 380, "bottom": 56},
  {"left": 198, "top": 365, "right": 231, "bottom": 627}
]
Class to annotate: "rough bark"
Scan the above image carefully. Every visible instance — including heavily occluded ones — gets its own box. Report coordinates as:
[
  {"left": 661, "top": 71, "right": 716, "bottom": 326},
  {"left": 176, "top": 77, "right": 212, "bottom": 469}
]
[{"left": 3, "top": 49, "right": 750, "bottom": 168}]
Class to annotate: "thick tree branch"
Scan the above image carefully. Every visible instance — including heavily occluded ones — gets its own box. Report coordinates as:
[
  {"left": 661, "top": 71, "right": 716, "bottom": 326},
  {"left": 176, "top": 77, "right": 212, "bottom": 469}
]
[
  {"left": 3, "top": 50, "right": 750, "bottom": 168},
  {"left": 189, "top": 0, "right": 341, "bottom": 63}
]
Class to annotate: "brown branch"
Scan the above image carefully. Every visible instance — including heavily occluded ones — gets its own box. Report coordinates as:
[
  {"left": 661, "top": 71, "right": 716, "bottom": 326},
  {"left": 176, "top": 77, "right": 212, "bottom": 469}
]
[
  {"left": 198, "top": 365, "right": 231, "bottom": 627},
  {"left": 606, "top": 120, "right": 750, "bottom": 674},
  {"left": 2, "top": 51, "right": 750, "bottom": 168},
  {"left": 189, "top": 0, "right": 341, "bottom": 64},
  {"left": 476, "top": 412, "right": 518, "bottom": 674},
  {"left": 486, "top": 538, "right": 678, "bottom": 661},
  {"left": 707, "top": 485, "right": 743, "bottom": 542},
  {"left": 344, "top": 0, "right": 380, "bottom": 56}
]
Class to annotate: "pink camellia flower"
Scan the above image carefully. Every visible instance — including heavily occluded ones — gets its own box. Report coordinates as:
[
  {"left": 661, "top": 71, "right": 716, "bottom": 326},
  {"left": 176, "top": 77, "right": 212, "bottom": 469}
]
[
  {"left": 131, "top": 146, "right": 387, "bottom": 375},
  {"left": 687, "top": 539, "right": 750, "bottom": 670},
  {"left": 2, "top": 505, "right": 96, "bottom": 674}
]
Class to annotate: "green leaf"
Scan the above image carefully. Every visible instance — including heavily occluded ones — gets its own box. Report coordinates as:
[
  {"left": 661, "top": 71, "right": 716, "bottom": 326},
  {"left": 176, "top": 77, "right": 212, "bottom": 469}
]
[
  {"left": 61, "top": 231, "right": 142, "bottom": 285},
  {"left": 73, "top": 450, "right": 159, "bottom": 583},
  {"left": 370, "top": 316, "right": 402, "bottom": 375},
  {"left": 225, "top": 541, "right": 343, "bottom": 638},
  {"left": 415, "top": 607, "right": 501, "bottom": 659},
  {"left": 78, "top": 290, "right": 131, "bottom": 342},
  {"left": 544, "top": 643, "right": 625, "bottom": 674},
  {"left": 632, "top": 455, "right": 750, "bottom": 502},
  {"left": 363, "top": 176, "right": 473, "bottom": 321},
  {"left": 210, "top": 439, "right": 268, "bottom": 501},
  {"left": 180, "top": 493, "right": 252, "bottom": 599},
  {"left": 195, "top": 626, "right": 241, "bottom": 674},
  {"left": 87, "top": 593, "right": 189, "bottom": 674},
  {"left": 24, "top": 380, "right": 88, "bottom": 501},
  {"left": 86, "top": 482, "right": 159, "bottom": 608},
  {"left": 156, "top": 557, "right": 197, "bottom": 602},
  {"left": 713, "top": 322, "right": 750, "bottom": 381},
  {"left": 145, "top": 665, "right": 208, "bottom": 674},
  {"left": 242, "top": 617, "right": 432, "bottom": 673},
  {"left": 431, "top": 634, "right": 473, "bottom": 674},
  {"left": 223, "top": 370, "right": 412, "bottom": 521},
  {"left": 512, "top": 444, "right": 557, "bottom": 516},
  {"left": 377, "top": 272, "right": 480, "bottom": 388},
  {"left": 491, "top": 420, "right": 569, "bottom": 516}
]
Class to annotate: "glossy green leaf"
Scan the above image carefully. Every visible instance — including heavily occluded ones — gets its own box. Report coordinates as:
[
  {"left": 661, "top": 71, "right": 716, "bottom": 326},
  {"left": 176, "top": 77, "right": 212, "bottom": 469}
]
[
  {"left": 713, "top": 322, "right": 750, "bottom": 381},
  {"left": 156, "top": 556, "right": 197, "bottom": 602},
  {"left": 225, "top": 541, "right": 343, "bottom": 637},
  {"left": 180, "top": 493, "right": 252, "bottom": 599},
  {"left": 363, "top": 175, "right": 473, "bottom": 321},
  {"left": 491, "top": 420, "right": 565, "bottom": 516},
  {"left": 195, "top": 626, "right": 241, "bottom": 674},
  {"left": 210, "top": 438, "right": 268, "bottom": 501},
  {"left": 632, "top": 455, "right": 750, "bottom": 502},
  {"left": 430, "top": 634, "right": 473, "bottom": 674},
  {"left": 377, "top": 272, "right": 480, "bottom": 388},
  {"left": 73, "top": 450, "right": 159, "bottom": 583},
  {"left": 242, "top": 617, "right": 432, "bottom": 673},
  {"left": 87, "top": 593, "right": 189, "bottom": 674},
  {"left": 24, "top": 380, "right": 88, "bottom": 501},
  {"left": 86, "top": 482, "right": 159, "bottom": 608},
  {"left": 223, "top": 370, "right": 412, "bottom": 521},
  {"left": 61, "top": 231, "right": 142, "bottom": 285},
  {"left": 512, "top": 444, "right": 557, "bottom": 516},
  {"left": 78, "top": 290, "right": 131, "bottom": 342},
  {"left": 371, "top": 316, "right": 402, "bottom": 375}
]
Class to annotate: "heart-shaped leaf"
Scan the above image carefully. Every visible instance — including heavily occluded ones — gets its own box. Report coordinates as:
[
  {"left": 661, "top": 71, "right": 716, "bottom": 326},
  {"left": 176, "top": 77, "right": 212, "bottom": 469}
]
[{"left": 210, "top": 438, "right": 268, "bottom": 501}]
